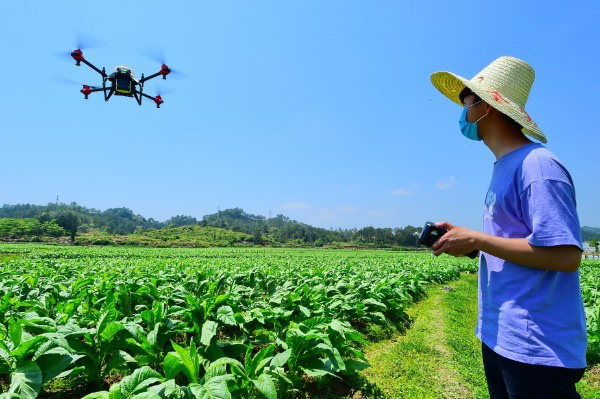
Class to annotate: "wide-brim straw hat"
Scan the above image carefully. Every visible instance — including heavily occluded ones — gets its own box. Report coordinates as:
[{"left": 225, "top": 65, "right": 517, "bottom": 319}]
[{"left": 430, "top": 56, "right": 546, "bottom": 143}]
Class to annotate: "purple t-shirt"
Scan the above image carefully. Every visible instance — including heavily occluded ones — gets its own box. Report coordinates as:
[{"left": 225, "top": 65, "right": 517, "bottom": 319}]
[{"left": 476, "top": 142, "right": 587, "bottom": 369}]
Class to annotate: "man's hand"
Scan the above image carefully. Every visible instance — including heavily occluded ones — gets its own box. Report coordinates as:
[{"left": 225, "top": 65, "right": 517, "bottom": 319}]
[
  {"left": 430, "top": 221, "right": 581, "bottom": 272},
  {"left": 431, "top": 221, "right": 480, "bottom": 257}
]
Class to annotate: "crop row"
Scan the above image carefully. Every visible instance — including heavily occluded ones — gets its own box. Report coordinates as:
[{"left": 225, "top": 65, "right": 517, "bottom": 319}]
[{"left": 0, "top": 245, "right": 596, "bottom": 398}]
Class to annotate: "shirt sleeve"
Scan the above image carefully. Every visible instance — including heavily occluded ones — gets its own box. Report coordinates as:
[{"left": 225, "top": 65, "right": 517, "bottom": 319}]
[{"left": 519, "top": 179, "right": 583, "bottom": 250}]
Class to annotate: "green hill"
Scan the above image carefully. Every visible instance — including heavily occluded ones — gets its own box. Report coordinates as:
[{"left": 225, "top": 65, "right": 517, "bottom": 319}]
[
  {"left": 77, "top": 225, "right": 253, "bottom": 248},
  {"left": 582, "top": 226, "right": 600, "bottom": 242},
  {"left": 0, "top": 203, "right": 424, "bottom": 248}
]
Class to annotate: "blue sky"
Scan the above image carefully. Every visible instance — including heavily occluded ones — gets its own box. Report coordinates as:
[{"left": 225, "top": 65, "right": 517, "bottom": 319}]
[{"left": 1, "top": 1, "right": 598, "bottom": 230}]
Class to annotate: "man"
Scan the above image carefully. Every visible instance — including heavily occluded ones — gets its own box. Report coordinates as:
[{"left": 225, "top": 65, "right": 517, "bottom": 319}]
[{"left": 429, "top": 56, "right": 587, "bottom": 398}]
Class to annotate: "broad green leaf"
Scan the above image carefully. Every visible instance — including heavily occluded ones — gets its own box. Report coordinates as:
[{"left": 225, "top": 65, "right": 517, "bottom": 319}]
[
  {"left": 345, "top": 359, "right": 370, "bottom": 372},
  {"left": 0, "top": 346, "right": 14, "bottom": 373},
  {"left": 8, "top": 361, "right": 42, "bottom": 399},
  {"left": 269, "top": 349, "right": 291, "bottom": 368},
  {"left": 252, "top": 373, "right": 276, "bottom": 399},
  {"left": 216, "top": 306, "right": 236, "bottom": 326},
  {"left": 55, "top": 365, "right": 86, "bottom": 380},
  {"left": 35, "top": 348, "right": 78, "bottom": 383},
  {"left": 82, "top": 392, "right": 110, "bottom": 399},
  {"left": 249, "top": 344, "right": 274, "bottom": 378},
  {"left": 131, "top": 393, "right": 161, "bottom": 399},
  {"left": 193, "top": 375, "right": 232, "bottom": 399},
  {"left": 8, "top": 318, "right": 22, "bottom": 348},
  {"left": 147, "top": 379, "right": 183, "bottom": 397},
  {"left": 9, "top": 336, "right": 46, "bottom": 361},
  {"left": 363, "top": 298, "right": 386, "bottom": 309},
  {"left": 108, "top": 381, "right": 123, "bottom": 399},
  {"left": 300, "top": 367, "right": 336, "bottom": 378},
  {"left": 105, "top": 350, "right": 136, "bottom": 377},
  {"left": 329, "top": 320, "right": 346, "bottom": 340},
  {"left": 118, "top": 366, "right": 164, "bottom": 398},
  {"left": 100, "top": 322, "right": 126, "bottom": 342},
  {"left": 172, "top": 342, "right": 199, "bottom": 384},
  {"left": 205, "top": 357, "right": 243, "bottom": 380},
  {"left": 298, "top": 305, "right": 310, "bottom": 318},
  {"left": 163, "top": 353, "right": 184, "bottom": 380},
  {"left": 97, "top": 306, "right": 117, "bottom": 336},
  {"left": 200, "top": 320, "right": 217, "bottom": 347}
]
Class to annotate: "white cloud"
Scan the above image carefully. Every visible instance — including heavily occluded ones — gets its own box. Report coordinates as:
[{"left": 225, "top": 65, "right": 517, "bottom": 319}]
[
  {"left": 282, "top": 202, "right": 311, "bottom": 210},
  {"left": 436, "top": 176, "right": 457, "bottom": 190},
  {"left": 391, "top": 188, "right": 415, "bottom": 196}
]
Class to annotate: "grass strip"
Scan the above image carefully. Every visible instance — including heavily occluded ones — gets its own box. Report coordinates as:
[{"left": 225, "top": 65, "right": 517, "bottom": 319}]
[
  {"left": 361, "top": 275, "right": 475, "bottom": 398},
  {"left": 361, "top": 272, "right": 599, "bottom": 398}
]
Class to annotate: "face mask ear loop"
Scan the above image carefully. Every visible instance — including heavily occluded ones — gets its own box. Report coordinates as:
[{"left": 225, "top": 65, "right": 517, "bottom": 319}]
[
  {"left": 474, "top": 111, "right": 488, "bottom": 124},
  {"left": 466, "top": 99, "right": 483, "bottom": 109}
]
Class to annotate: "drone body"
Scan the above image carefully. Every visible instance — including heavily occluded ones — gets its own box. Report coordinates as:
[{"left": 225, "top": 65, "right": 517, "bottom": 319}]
[{"left": 70, "top": 49, "right": 169, "bottom": 108}]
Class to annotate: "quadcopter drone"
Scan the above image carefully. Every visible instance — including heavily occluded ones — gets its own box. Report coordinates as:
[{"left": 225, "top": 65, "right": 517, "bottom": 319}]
[{"left": 69, "top": 48, "right": 171, "bottom": 108}]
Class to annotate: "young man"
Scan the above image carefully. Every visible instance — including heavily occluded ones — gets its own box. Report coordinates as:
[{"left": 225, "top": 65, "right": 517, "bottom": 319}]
[{"left": 429, "top": 56, "right": 587, "bottom": 398}]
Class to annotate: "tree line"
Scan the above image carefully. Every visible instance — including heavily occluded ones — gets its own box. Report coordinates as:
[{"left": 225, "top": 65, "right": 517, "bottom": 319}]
[
  {"left": 199, "top": 208, "right": 422, "bottom": 247},
  {"left": 3, "top": 202, "right": 598, "bottom": 247},
  {"left": 0, "top": 203, "right": 425, "bottom": 247}
]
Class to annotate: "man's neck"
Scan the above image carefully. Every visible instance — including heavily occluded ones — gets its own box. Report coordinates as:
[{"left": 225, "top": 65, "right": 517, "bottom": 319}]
[{"left": 483, "top": 125, "right": 533, "bottom": 160}]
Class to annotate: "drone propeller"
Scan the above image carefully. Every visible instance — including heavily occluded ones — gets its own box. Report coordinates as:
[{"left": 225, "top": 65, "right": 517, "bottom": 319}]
[
  {"left": 53, "top": 74, "right": 101, "bottom": 89},
  {"left": 155, "top": 87, "right": 176, "bottom": 96},
  {"left": 54, "top": 74, "right": 101, "bottom": 100},
  {"left": 74, "top": 31, "right": 105, "bottom": 51},
  {"left": 138, "top": 45, "right": 167, "bottom": 65},
  {"left": 53, "top": 32, "right": 105, "bottom": 64},
  {"left": 138, "top": 46, "right": 188, "bottom": 79}
]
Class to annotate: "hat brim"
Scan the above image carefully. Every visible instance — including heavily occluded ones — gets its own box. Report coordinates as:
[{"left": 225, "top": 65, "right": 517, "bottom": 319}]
[{"left": 430, "top": 71, "right": 547, "bottom": 144}]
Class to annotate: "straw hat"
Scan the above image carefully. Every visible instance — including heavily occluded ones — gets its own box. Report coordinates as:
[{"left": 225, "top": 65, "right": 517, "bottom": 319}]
[{"left": 430, "top": 56, "right": 546, "bottom": 143}]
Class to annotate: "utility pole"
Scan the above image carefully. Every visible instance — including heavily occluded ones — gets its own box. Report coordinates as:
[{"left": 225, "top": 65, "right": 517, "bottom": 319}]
[{"left": 269, "top": 210, "right": 272, "bottom": 219}]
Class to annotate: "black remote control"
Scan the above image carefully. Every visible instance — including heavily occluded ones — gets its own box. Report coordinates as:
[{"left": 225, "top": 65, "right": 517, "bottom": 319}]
[{"left": 418, "top": 222, "right": 479, "bottom": 259}]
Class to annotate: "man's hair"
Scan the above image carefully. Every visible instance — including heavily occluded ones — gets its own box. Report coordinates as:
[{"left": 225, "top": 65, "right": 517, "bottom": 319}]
[
  {"left": 458, "top": 87, "right": 481, "bottom": 105},
  {"left": 458, "top": 87, "right": 522, "bottom": 130}
]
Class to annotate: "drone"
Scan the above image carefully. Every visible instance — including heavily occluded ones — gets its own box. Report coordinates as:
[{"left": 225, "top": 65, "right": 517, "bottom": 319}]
[{"left": 68, "top": 48, "right": 172, "bottom": 108}]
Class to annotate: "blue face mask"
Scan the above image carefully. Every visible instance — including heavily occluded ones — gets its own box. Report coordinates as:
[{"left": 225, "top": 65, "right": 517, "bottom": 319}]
[{"left": 459, "top": 100, "right": 488, "bottom": 141}]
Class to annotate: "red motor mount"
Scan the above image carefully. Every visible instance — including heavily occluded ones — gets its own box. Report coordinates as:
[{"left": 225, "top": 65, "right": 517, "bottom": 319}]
[
  {"left": 154, "top": 95, "right": 164, "bottom": 108},
  {"left": 81, "top": 85, "right": 92, "bottom": 99},
  {"left": 71, "top": 49, "right": 84, "bottom": 66},
  {"left": 159, "top": 64, "right": 171, "bottom": 79}
]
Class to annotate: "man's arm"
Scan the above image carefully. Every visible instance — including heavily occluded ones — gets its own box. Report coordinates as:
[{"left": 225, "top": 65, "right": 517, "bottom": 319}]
[{"left": 431, "top": 222, "right": 582, "bottom": 273}]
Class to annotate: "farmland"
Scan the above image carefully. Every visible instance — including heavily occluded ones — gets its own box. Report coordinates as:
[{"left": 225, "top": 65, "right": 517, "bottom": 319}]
[{"left": 0, "top": 245, "right": 597, "bottom": 398}]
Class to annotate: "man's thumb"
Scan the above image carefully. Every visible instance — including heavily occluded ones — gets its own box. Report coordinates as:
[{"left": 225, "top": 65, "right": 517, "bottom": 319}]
[{"left": 435, "top": 221, "right": 455, "bottom": 230}]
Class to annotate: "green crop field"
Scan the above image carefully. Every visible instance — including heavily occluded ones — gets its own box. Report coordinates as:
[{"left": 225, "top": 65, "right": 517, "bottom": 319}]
[{"left": 0, "top": 245, "right": 597, "bottom": 399}]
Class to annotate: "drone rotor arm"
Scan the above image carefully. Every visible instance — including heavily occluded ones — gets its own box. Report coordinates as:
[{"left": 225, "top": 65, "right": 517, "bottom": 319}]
[
  {"left": 135, "top": 90, "right": 164, "bottom": 108},
  {"left": 139, "top": 91, "right": 155, "bottom": 101},
  {"left": 81, "top": 58, "right": 107, "bottom": 78},
  {"left": 89, "top": 87, "right": 109, "bottom": 93},
  {"left": 139, "top": 72, "right": 161, "bottom": 84}
]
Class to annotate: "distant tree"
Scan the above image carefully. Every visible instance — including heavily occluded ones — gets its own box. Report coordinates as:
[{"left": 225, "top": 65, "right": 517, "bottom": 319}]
[
  {"left": 41, "top": 222, "right": 66, "bottom": 238},
  {"left": 590, "top": 237, "right": 599, "bottom": 254},
  {"left": 165, "top": 215, "right": 198, "bottom": 227},
  {"left": 37, "top": 213, "right": 52, "bottom": 224},
  {"left": 252, "top": 229, "right": 263, "bottom": 245},
  {"left": 56, "top": 212, "right": 80, "bottom": 243}
]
